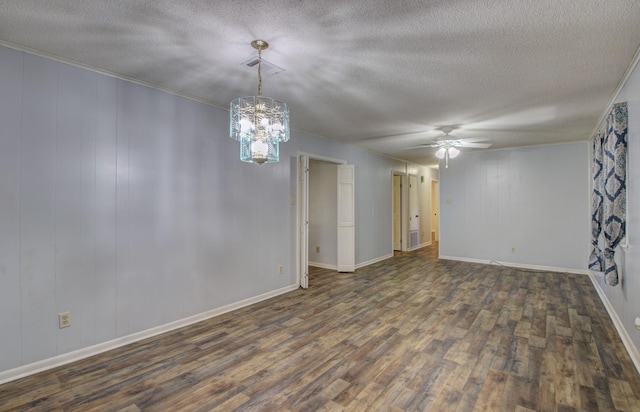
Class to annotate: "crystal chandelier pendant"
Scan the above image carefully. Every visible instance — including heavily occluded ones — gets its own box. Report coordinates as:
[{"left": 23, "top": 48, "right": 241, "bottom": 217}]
[{"left": 229, "top": 40, "right": 290, "bottom": 164}]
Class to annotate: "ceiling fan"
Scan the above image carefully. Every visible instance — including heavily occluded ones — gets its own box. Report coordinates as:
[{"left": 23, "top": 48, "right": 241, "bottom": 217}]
[{"left": 409, "top": 126, "right": 492, "bottom": 168}]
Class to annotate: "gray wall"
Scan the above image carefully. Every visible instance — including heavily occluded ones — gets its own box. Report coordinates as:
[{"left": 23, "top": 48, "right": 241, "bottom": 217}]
[
  {"left": 439, "top": 142, "right": 590, "bottom": 271},
  {"left": 0, "top": 45, "right": 401, "bottom": 375},
  {"left": 596, "top": 56, "right": 640, "bottom": 352},
  {"left": 308, "top": 159, "right": 338, "bottom": 268}
]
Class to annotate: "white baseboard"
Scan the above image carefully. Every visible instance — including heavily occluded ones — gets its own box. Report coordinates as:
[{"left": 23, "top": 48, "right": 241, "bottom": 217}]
[
  {"left": 356, "top": 253, "right": 393, "bottom": 269},
  {"left": 309, "top": 253, "right": 393, "bottom": 272},
  {"left": 0, "top": 284, "right": 299, "bottom": 385},
  {"left": 408, "top": 241, "right": 432, "bottom": 251},
  {"left": 309, "top": 253, "right": 393, "bottom": 271},
  {"left": 438, "top": 255, "right": 588, "bottom": 275},
  {"left": 587, "top": 272, "right": 640, "bottom": 375},
  {"left": 308, "top": 261, "right": 338, "bottom": 271}
]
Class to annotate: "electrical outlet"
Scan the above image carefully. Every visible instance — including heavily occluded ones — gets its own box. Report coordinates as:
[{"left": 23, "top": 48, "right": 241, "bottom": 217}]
[
  {"left": 511, "top": 247, "right": 516, "bottom": 253},
  {"left": 316, "top": 246, "right": 320, "bottom": 253},
  {"left": 635, "top": 317, "right": 640, "bottom": 330},
  {"left": 58, "top": 312, "right": 71, "bottom": 329},
  {"left": 278, "top": 265, "right": 283, "bottom": 274}
]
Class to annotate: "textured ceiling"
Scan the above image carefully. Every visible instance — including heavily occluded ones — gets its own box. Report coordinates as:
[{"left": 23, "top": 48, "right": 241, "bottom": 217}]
[{"left": 1, "top": 0, "right": 639, "bottom": 166}]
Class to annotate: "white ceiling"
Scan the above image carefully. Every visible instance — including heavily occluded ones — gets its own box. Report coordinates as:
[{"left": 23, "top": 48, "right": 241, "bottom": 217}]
[{"left": 1, "top": 1, "right": 639, "bottom": 166}]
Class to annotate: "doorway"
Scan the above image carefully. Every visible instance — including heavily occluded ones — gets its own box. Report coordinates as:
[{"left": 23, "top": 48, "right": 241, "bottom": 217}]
[
  {"left": 393, "top": 175, "right": 402, "bottom": 251},
  {"left": 408, "top": 175, "right": 420, "bottom": 249},
  {"left": 431, "top": 180, "right": 439, "bottom": 242},
  {"left": 392, "top": 172, "right": 409, "bottom": 253},
  {"left": 297, "top": 154, "right": 354, "bottom": 289},
  {"left": 308, "top": 160, "right": 337, "bottom": 269}
]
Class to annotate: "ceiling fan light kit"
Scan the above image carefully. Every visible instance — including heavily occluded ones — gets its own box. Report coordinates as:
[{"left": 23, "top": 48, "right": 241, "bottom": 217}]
[
  {"left": 435, "top": 144, "right": 460, "bottom": 168},
  {"left": 435, "top": 146, "right": 459, "bottom": 159},
  {"left": 408, "top": 126, "right": 492, "bottom": 168}
]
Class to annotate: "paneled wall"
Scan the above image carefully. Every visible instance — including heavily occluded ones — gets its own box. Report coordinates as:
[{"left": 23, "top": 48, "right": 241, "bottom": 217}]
[
  {"left": 595, "top": 56, "right": 640, "bottom": 352},
  {"left": 0, "top": 45, "right": 400, "bottom": 376},
  {"left": 439, "top": 142, "right": 590, "bottom": 271}
]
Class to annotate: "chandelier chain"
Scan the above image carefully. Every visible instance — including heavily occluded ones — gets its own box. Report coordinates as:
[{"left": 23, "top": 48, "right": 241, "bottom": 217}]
[{"left": 257, "top": 48, "right": 263, "bottom": 97}]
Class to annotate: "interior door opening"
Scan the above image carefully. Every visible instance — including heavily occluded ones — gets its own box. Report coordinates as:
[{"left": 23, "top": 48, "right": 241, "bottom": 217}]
[
  {"left": 392, "top": 172, "right": 409, "bottom": 254},
  {"left": 431, "top": 180, "right": 439, "bottom": 243},
  {"left": 308, "top": 159, "right": 338, "bottom": 271},
  {"left": 408, "top": 174, "right": 420, "bottom": 250},
  {"left": 297, "top": 154, "right": 354, "bottom": 289},
  {"left": 393, "top": 174, "right": 402, "bottom": 252}
]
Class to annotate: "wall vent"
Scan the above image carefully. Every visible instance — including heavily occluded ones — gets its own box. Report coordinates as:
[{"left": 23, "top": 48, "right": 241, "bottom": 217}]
[
  {"left": 410, "top": 231, "right": 419, "bottom": 248},
  {"left": 241, "top": 56, "right": 285, "bottom": 76}
]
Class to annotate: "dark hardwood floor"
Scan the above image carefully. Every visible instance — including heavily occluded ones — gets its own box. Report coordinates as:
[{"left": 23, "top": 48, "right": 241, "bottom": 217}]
[{"left": 2, "top": 244, "right": 640, "bottom": 411}]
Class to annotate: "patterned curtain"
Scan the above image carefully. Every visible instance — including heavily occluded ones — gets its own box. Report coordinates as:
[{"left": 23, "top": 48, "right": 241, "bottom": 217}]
[
  {"left": 601, "top": 102, "right": 628, "bottom": 286},
  {"left": 589, "top": 132, "right": 605, "bottom": 272}
]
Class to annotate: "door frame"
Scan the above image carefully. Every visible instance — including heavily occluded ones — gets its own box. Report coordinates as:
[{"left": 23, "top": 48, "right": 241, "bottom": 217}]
[
  {"left": 392, "top": 171, "right": 409, "bottom": 252},
  {"left": 392, "top": 174, "right": 402, "bottom": 251},
  {"left": 431, "top": 179, "right": 440, "bottom": 243},
  {"left": 297, "top": 152, "right": 347, "bottom": 288},
  {"left": 337, "top": 164, "right": 355, "bottom": 272},
  {"left": 408, "top": 174, "right": 420, "bottom": 250}
]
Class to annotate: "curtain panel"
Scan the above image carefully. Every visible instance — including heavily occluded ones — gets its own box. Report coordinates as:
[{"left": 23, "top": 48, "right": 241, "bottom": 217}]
[
  {"left": 590, "top": 102, "right": 628, "bottom": 286},
  {"left": 589, "top": 132, "right": 605, "bottom": 272}
]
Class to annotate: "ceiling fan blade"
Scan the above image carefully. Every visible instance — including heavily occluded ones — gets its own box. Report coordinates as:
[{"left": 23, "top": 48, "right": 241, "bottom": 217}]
[
  {"left": 455, "top": 142, "right": 492, "bottom": 149},
  {"left": 355, "top": 130, "right": 437, "bottom": 143},
  {"left": 403, "top": 144, "right": 438, "bottom": 149},
  {"left": 455, "top": 137, "right": 490, "bottom": 143}
]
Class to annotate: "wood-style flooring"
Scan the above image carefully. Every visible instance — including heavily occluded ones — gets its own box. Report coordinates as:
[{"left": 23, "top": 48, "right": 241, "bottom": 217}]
[{"left": 2, "top": 244, "right": 640, "bottom": 411}]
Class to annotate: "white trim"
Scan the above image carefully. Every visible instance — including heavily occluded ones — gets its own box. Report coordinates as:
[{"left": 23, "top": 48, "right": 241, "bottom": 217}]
[
  {"left": 296, "top": 152, "right": 346, "bottom": 166},
  {"left": 438, "top": 255, "right": 588, "bottom": 275},
  {"left": 297, "top": 154, "right": 309, "bottom": 289},
  {"left": 296, "top": 152, "right": 348, "bottom": 288},
  {"left": 409, "top": 241, "right": 432, "bottom": 251},
  {"left": 0, "top": 40, "right": 227, "bottom": 111},
  {"left": 391, "top": 171, "right": 400, "bottom": 254},
  {"left": 308, "top": 262, "right": 338, "bottom": 271},
  {"left": 337, "top": 164, "right": 356, "bottom": 272},
  {"left": 356, "top": 253, "right": 393, "bottom": 269},
  {"left": 591, "top": 43, "right": 640, "bottom": 137},
  {"left": 392, "top": 171, "right": 409, "bottom": 253},
  {"left": 430, "top": 178, "right": 440, "bottom": 243},
  {"left": 0, "top": 284, "right": 298, "bottom": 385},
  {"left": 309, "top": 253, "right": 394, "bottom": 272},
  {"left": 587, "top": 272, "right": 640, "bottom": 375}
]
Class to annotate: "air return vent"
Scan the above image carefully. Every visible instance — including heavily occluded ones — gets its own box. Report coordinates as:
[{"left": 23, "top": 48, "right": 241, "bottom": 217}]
[
  {"left": 241, "top": 56, "right": 284, "bottom": 76},
  {"left": 410, "top": 231, "right": 419, "bottom": 248}
]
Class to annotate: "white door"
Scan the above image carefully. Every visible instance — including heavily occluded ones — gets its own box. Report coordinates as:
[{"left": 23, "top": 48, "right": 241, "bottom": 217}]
[
  {"left": 337, "top": 164, "right": 355, "bottom": 272},
  {"left": 431, "top": 180, "right": 439, "bottom": 242},
  {"left": 409, "top": 175, "right": 419, "bottom": 248},
  {"left": 393, "top": 175, "right": 402, "bottom": 250},
  {"left": 298, "top": 155, "right": 309, "bottom": 288}
]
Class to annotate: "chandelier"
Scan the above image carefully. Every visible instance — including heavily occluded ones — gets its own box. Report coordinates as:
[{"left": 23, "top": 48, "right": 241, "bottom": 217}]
[{"left": 229, "top": 40, "right": 290, "bottom": 164}]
